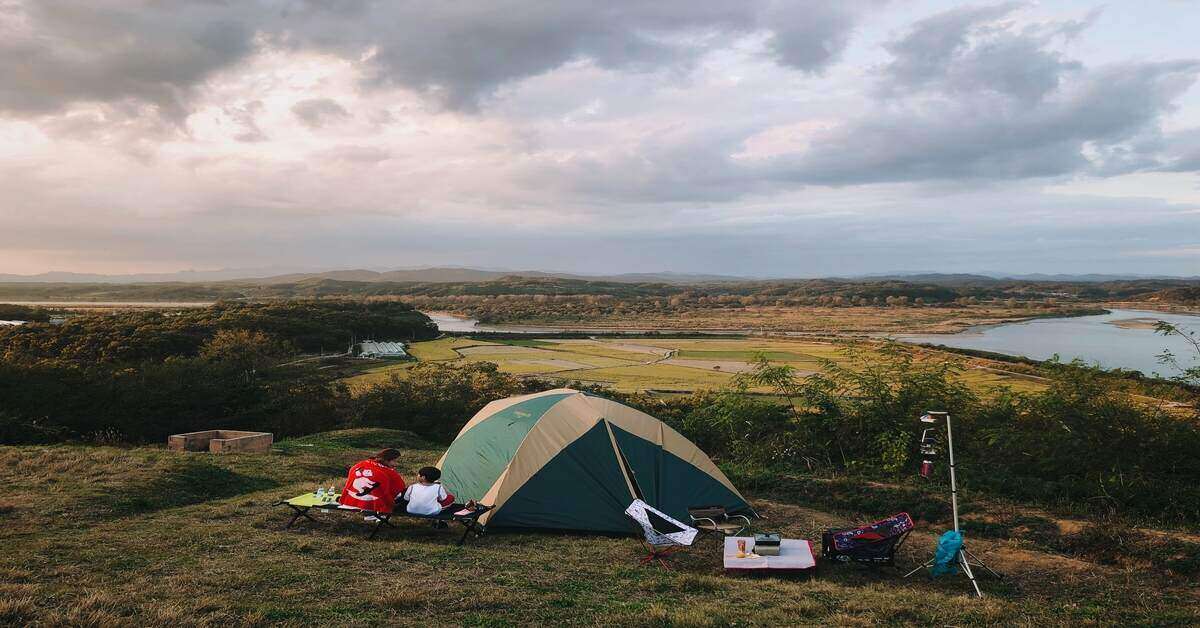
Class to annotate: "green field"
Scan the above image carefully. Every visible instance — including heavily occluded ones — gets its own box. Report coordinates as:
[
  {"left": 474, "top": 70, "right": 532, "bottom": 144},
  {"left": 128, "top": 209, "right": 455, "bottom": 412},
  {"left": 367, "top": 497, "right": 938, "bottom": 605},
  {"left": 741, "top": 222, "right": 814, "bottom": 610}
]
[
  {"left": 1, "top": 428, "right": 1193, "bottom": 625},
  {"left": 345, "top": 337, "right": 1046, "bottom": 394}
]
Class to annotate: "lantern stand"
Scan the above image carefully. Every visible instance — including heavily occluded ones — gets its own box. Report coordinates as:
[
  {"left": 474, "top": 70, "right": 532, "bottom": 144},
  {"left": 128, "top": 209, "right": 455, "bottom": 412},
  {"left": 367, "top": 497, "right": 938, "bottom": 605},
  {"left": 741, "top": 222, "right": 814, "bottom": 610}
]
[{"left": 903, "top": 411, "right": 1002, "bottom": 597}]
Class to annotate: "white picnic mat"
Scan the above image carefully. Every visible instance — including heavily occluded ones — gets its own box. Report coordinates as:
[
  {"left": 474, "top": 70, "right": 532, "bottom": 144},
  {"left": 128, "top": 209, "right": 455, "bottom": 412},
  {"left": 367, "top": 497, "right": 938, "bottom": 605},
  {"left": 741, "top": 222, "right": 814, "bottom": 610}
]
[{"left": 723, "top": 536, "right": 816, "bottom": 570}]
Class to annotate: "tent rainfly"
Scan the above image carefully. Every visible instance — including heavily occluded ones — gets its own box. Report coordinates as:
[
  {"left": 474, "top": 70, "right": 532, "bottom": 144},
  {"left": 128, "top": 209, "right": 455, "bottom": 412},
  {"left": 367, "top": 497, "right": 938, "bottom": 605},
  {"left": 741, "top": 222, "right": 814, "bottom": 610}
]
[{"left": 438, "top": 389, "right": 755, "bottom": 533}]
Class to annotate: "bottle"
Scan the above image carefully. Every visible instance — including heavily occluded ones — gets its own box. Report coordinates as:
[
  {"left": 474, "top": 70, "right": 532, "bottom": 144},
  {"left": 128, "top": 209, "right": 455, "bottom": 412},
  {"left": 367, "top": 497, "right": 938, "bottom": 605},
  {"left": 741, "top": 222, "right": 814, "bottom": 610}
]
[{"left": 316, "top": 487, "right": 325, "bottom": 498}]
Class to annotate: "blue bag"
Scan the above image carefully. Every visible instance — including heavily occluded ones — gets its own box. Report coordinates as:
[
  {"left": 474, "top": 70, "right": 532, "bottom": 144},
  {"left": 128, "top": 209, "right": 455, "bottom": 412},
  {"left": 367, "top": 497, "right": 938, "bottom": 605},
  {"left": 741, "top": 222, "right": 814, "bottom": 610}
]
[{"left": 931, "top": 530, "right": 963, "bottom": 576}]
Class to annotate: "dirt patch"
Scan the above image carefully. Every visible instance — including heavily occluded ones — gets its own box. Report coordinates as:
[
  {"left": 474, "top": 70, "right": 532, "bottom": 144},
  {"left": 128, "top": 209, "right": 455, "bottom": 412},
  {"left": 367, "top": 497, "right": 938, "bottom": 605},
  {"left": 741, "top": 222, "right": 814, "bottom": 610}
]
[
  {"left": 1107, "top": 317, "right": 1162, "bottom": 329},
  {"left": 664, "top": 358, "right": 757, "bottom": 373},
  {"left": 599, "top": 342, "right": 674, "bottom": 356}
]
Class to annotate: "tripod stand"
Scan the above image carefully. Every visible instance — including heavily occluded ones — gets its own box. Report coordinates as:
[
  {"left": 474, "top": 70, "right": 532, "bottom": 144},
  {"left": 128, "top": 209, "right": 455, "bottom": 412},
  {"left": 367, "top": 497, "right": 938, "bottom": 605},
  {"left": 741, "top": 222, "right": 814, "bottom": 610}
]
[{"left": 903, "top": 411, "right": 1002, "bottom": 597}]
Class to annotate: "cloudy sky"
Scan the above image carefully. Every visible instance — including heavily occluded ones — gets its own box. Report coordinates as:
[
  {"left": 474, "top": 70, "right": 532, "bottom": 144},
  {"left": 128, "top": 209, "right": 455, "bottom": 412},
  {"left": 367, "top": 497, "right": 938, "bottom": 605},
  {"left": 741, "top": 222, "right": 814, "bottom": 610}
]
[{"left": 1, "top": 1, "right": 1198, "bottom": 277}]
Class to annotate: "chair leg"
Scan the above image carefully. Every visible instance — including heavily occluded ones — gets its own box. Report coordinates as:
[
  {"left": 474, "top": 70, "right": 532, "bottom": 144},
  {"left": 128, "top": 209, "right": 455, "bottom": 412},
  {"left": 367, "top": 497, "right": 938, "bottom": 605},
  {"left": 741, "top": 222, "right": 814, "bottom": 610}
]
[{"left": 638, "top": 544, "right": 680, "bottom": 569}]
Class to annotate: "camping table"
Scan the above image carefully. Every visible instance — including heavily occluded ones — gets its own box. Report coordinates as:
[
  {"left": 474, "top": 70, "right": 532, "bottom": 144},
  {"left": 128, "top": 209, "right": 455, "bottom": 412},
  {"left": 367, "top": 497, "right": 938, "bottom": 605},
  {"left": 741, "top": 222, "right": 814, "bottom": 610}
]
[
  {"left": 280, "top": 493, "right": 490, "bottom": 544},
  {"left": 282, "top": 493, "right": 396, "bottom": 538},
  {"left": 723, "top": 536, "right": 817, "bottom": 574}
]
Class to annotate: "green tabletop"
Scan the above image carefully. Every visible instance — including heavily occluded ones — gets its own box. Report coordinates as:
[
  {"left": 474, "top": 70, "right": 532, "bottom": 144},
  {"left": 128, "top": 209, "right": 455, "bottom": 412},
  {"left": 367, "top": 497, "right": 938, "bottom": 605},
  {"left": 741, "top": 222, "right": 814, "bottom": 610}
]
[{"left": 286, "top": 492, "right": 345, "bottom": 508}]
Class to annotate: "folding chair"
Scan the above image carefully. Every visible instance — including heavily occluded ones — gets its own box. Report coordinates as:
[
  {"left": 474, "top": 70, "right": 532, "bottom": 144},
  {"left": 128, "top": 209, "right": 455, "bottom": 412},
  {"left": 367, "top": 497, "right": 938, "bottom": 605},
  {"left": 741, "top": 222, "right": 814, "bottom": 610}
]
[
  {"left": 821, "top": 512, "right": 914, "bottom": 568},
  {"left": 625, "top": 500, "right": 699, "bottom": 569},
  {"left": 688, "top": 505, "right": 752, "bottom": 543}
]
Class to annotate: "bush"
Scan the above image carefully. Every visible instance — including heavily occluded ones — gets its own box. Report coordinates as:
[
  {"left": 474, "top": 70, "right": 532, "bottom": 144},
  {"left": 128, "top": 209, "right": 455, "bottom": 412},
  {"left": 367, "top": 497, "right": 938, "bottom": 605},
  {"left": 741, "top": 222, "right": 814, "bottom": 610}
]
[
  {"left": 352, "top": 362, "right": 534, "bottom": 442},
  {"left": 729, "top": 347, "right": 1200, "bottom": 524},
  {"left": 0, "top": 357, "right": 347, "bottom": 444},
  {"left": 0, "top": 300, "right": 436, "bottom": 365}
]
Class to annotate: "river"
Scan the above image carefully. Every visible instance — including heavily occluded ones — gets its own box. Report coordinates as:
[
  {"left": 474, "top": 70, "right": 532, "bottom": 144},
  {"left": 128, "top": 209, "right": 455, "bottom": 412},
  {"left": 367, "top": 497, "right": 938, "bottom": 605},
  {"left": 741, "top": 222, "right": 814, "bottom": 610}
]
[{"left": 898, "top": 308, "right": 1200, "bottom": 376}]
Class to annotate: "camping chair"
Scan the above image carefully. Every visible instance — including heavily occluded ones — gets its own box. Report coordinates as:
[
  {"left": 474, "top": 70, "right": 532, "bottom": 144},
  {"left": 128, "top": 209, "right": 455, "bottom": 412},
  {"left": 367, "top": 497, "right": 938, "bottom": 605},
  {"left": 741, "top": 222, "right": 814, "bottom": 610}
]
[
  {"left": 625, "top": 500, "right": 699, "bottom": 569},
  {"left": 821, "top": 512, "right": 914, "bottom": 568},
  {"left": 688, "top": 505, "right": 752, "bottom": 543}
]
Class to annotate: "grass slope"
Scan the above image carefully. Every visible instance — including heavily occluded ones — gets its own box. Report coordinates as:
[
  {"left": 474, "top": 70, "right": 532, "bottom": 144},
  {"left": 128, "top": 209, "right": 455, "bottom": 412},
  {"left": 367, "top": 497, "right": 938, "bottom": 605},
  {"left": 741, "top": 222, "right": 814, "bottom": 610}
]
[{"left": 2, "top": 429, "right": 1196, "bottom": 626}]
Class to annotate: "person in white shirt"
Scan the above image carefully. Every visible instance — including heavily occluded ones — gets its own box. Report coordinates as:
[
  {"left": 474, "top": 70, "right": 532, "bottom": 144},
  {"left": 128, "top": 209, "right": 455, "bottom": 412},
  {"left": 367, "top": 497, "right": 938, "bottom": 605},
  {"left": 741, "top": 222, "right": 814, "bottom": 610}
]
[{"left": 401, "top": 466, "right": 468, "bottom": 516}]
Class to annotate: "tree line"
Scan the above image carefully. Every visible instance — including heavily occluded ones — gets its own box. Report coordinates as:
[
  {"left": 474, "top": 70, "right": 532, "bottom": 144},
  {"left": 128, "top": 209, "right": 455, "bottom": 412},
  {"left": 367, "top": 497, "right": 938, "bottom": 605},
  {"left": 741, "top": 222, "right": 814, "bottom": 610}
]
[
  {"left": 1, "top": 275, "right": 1196, "bottom": 305},
  {"left": 0, "top": 301, "right": 436, "bottom": 443}
]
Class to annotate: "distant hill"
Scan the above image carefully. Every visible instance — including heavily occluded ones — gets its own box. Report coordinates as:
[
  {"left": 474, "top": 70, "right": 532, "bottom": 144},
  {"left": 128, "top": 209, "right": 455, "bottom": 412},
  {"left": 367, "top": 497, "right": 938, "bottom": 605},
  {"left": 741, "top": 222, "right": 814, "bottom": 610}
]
[
  {"left": 849, "top": 271, "right": 1200, "bottom": 283},
  {"left": 0, "top": 268, "right": 316, "bottom": 284},
  {"left": 850, "top": 273, "right": 1002, "bottom": 286},
  {"left": 0, "top": 267, "right": 749, "bottom": 285}
]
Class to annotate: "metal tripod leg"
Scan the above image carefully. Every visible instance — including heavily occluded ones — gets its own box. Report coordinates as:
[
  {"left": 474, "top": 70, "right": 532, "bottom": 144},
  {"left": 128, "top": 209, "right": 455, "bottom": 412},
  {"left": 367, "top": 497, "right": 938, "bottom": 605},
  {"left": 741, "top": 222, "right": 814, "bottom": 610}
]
[
  {"left": 903, "top": 557, "right": 934, "bottom": 578},
  {"left": 963, "top": 547, "right": 1003, "bottom": 579},
  {"left": 958, "top": 549, "right": 983, "bottom": 597}
]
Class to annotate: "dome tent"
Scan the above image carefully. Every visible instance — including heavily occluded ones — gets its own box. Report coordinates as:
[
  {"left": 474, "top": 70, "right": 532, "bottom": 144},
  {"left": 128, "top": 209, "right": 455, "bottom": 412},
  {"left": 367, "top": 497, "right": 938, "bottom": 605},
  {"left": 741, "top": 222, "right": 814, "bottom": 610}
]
[{"left": 438, "top": 389, "right": 755, "bottom": 533}]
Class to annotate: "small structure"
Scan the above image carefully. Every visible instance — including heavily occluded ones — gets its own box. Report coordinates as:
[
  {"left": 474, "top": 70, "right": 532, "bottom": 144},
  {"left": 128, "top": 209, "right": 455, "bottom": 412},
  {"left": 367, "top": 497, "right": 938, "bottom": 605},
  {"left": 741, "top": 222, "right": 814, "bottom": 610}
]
[
  {"left": 358, "top": 340, "right": 408, "bottom": 359},
  {"left": 168, "top": 430, "right": 273, "bottom": 453}
]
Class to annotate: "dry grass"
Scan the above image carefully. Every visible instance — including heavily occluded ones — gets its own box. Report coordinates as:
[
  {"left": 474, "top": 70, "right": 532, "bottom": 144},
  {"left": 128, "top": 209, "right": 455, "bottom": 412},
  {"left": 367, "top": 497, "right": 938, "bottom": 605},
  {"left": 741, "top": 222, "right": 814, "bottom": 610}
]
[
  {"left": 367, "top": 337, "right": 1047, "bottom": 396},
  {"left": 1, "top": 429, "right": 1196, "bottom": 626},
  {"left": 476, "top": 305, "right": 1074, "bottom": 335}
]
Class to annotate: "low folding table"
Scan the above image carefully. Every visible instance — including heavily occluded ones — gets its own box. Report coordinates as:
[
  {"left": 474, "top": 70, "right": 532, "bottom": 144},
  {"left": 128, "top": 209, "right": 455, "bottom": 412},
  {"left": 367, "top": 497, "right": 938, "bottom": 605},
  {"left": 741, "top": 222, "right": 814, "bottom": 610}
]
[
  {"left": 280, "top": 493, "right": 490, "bottom": 545},
  {"left": 723, "top": 536, "right": 817, "bottom": 574}
]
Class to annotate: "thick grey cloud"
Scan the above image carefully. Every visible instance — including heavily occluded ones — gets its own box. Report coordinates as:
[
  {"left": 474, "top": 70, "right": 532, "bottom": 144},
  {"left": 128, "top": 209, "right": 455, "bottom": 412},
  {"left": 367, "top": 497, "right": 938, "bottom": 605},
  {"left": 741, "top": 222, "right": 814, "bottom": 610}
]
[
  {"left": 0, "top": 1, "right": 256, "bottom": 119},
  {"left": 0, "top": 0, "right": 875, "bottom": 117},
  {"left": 767, "top": 5, "right": 1200, "bottom": 186},
  {"left": 878, "top": 2, "right": 1087, "bottom": 102}
]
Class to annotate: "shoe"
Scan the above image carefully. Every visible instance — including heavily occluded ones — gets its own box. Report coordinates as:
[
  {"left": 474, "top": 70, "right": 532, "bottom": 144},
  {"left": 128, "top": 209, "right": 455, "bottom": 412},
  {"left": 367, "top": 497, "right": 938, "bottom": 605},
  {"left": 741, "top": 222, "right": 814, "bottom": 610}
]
[{"left": 364, "top": 515, "right": 380, "bottom": 523}]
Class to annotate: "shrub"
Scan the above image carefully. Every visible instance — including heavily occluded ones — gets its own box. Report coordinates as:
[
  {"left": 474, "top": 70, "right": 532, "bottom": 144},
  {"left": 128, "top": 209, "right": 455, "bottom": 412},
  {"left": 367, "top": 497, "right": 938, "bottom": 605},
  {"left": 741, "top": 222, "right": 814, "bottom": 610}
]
[{"left": 352, "top": 361, "right": 533, "bottom": 442}]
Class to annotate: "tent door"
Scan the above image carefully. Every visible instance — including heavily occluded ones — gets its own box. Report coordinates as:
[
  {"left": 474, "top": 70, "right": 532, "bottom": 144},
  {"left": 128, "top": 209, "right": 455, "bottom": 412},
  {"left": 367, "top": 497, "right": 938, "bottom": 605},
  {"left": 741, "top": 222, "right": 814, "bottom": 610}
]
[{"left": 604, "top": 420, "right": 644, "bottom": 502}]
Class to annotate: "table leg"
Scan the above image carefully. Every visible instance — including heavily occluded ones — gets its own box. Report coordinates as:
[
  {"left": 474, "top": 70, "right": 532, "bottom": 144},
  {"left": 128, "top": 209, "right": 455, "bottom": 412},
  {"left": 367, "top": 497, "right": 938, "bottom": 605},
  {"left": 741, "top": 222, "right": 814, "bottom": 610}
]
[
  {"left": 368, "top": 514, "right": 395, "bottom": 540},
  {"left": 285, "top": 506, "right": 316, "bottom": 529}
]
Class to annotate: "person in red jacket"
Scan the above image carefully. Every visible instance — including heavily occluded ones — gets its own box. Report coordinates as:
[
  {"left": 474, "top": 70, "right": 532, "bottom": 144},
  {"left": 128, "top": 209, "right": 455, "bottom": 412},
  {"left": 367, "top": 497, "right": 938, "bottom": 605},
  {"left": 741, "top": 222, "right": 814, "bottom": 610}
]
[{"left": 340, "top": 449, "right": 406, "bottom": 514}]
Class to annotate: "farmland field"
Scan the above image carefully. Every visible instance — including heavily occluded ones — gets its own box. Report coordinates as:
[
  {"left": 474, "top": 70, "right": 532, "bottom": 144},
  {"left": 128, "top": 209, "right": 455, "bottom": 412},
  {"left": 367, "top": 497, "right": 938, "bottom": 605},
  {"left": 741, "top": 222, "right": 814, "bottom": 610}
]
[{"left": 344, "top": 336, "right": 1047, "bottom": 394}]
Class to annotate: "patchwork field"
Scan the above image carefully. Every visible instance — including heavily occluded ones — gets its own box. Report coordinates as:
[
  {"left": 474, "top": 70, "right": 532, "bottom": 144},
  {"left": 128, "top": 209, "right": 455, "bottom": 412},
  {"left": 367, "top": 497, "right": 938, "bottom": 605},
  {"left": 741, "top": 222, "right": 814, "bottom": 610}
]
[
  {"left": 440, "top": 304, "right": 1097, "bottom": 334},
  {"left": 343, "top": 336, "right": 1046, "bottom": 394},
  {"left": 2, "top": 429, "right": 1194, "bottom": 625}
]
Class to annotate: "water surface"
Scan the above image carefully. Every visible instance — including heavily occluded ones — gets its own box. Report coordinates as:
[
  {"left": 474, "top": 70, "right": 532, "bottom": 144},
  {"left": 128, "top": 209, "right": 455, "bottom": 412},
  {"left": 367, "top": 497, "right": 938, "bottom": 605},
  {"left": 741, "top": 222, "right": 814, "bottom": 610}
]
[{"left": 899, "top": 308, "right": 1200, "bottom": 376}]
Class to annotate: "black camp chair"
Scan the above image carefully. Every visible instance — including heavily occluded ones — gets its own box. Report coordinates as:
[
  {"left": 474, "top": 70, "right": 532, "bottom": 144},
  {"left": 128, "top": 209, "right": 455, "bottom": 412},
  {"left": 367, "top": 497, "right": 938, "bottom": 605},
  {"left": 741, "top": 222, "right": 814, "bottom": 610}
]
[{"left": 688, "top": 505, "right": 752, "bottom": 543}]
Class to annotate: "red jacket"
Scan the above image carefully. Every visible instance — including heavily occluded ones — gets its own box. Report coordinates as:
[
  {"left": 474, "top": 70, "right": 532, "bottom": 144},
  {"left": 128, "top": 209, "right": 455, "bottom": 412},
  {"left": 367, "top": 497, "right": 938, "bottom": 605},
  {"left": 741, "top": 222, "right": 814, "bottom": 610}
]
[{"left": 340, "top": 459, "right": 406, "bottom": 513}]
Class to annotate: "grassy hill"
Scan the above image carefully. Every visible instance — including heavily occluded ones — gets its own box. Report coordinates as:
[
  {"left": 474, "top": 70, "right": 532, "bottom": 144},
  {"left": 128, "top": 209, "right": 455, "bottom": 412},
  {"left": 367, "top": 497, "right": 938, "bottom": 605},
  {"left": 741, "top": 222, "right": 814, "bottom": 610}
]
[{"left": 2, "top": 429, "right": 1196, "bottom": 625}]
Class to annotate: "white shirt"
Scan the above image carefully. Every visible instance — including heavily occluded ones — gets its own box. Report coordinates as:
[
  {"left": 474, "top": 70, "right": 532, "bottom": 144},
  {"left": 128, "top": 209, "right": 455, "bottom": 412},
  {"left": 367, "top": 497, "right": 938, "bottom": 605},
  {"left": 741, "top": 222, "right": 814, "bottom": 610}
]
[{"left": 403, "top": 482, "right": 449, "bottom": 515}]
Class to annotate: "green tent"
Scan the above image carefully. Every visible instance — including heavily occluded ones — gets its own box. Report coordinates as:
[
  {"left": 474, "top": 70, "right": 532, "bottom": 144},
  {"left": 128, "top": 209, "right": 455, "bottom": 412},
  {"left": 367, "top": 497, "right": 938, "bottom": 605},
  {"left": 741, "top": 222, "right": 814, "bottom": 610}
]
[{"left": 438, "top": 389, "right": 754, "bottom": 533}]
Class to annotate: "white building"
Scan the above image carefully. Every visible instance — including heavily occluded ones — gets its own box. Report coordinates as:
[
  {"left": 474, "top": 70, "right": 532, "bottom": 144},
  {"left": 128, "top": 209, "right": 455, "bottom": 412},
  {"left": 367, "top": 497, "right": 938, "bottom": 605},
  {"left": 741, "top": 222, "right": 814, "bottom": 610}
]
[{"left": 358, "top": 340, "right": 408, "bottom": 359}]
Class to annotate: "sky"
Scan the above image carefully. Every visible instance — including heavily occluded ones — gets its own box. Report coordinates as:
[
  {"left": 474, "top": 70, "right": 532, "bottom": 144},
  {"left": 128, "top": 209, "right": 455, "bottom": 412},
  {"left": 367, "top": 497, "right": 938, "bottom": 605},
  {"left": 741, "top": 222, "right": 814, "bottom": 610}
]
[{"left": 1, "top": 0, "right": 1199, "bottom": 277}]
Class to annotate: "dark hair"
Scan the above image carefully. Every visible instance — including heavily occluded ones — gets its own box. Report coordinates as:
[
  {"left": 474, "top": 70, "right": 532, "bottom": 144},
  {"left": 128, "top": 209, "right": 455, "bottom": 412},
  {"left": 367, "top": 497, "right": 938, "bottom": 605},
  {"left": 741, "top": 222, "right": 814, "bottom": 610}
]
[
  {"left": 418, "top": 466, "right": 441, "bottom": 482},
  {"left": 372, "top": 448, "right": 401, "bottom": 463}
]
